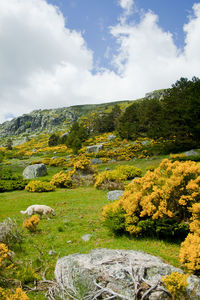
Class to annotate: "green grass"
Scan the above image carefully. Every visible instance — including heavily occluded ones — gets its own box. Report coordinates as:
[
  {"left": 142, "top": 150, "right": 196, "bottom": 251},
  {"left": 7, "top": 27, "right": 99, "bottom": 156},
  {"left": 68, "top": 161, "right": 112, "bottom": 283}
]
[{"left": 97, "top": 155, "right": 169, "bottom": 174}]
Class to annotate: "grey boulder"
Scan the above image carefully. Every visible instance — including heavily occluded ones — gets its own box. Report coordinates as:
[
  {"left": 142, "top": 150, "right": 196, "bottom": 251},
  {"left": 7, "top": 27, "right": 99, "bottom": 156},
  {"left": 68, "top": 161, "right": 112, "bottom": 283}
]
[
  {"left": 55, "top": 248, "right": 200, "bottom": 300},
  {"left": 86, "top": 144, "right": 103, "bottom": 154},
  {"left": 23, "top": 163, "right": 47, "bottom": 179}
]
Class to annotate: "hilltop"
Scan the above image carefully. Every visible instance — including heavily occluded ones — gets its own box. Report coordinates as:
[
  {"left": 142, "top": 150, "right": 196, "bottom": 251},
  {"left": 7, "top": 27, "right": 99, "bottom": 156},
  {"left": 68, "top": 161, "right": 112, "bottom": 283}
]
[{"left": 0, "top": 100, "right": 132, "bottom": 140}]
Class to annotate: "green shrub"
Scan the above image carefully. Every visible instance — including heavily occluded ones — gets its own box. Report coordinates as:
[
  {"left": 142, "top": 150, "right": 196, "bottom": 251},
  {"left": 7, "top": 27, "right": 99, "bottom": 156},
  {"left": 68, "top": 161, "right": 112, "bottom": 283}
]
[
  {"left": 0, "top": 218, "right": 23, "bottom": 247},
  {"left": 103, "top": 204, "right": 126, "bottom": 235},
  {"left": 25, "top": 180, "right": 56, "bottom": 192},
  {"left": 0, "top": 167, "right": 22, "bottom": 180},
  {"left": 138, "top": 219, "right": 189, "bottom": 239},
  {"left": 0, "top": 179, "right": 29, "bottom": 192},
  {"left": 16, "top": 263, "right": 39, "bottom": 284}
]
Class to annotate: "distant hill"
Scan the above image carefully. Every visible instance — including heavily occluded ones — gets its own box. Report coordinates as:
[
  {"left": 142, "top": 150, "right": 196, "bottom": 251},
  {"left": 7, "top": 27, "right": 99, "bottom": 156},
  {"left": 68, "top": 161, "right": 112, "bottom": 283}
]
[{"left": 0, "top": 100, "right": 132, "bottom": 139}]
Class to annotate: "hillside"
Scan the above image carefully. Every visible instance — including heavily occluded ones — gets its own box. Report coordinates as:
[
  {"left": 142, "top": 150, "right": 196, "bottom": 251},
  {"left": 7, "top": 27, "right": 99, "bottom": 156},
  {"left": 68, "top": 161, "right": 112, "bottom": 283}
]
[
  {"left": 0, "top": 100, "right": 132, "bottom": 140},
  {"left": 0, "top": 79, "right": 200, "bottom": 299}
]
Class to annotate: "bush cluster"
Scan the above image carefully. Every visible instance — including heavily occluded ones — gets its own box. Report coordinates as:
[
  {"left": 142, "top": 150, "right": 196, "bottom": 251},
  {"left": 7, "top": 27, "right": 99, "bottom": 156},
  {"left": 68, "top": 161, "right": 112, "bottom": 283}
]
[
  {"left": 25, "top": 180, "right": 55, "bottom": 192},
  {"left": 51, "top": 171, "right": 72, "bottom": 188},
  {"left": 95, "top": 165, "right": 142, "bottom": 190},
  {"left": 23, "top": 215, "right": 40, "bottom": 233},
  {"left": 0, "top": 168, "right": 28, "bottom": 192},
  {"left": 162, "top": 272, "right": 188, "bottom": 299},
  {"left": 0, "top": 218, "right": 22, "bottom": 247},
  {"left": 0, "top": 180, "right": 29, "bottom": 192},
  {"left": 102, "top": 159, "right": 200, "bottom": 237},
  {"left": 73, "top": 155, "right": 95, "bottom": 173}
]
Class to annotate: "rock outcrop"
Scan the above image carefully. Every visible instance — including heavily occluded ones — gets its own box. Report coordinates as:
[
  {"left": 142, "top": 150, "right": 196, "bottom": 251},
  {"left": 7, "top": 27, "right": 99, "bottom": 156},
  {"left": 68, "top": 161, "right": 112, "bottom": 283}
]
[
  {"left": 55, "top": 248, "right": 200, "bottom": 300},
  {"left": 86, "top": 144, "right": 103, "bottom": 154},
  {"left": 0, "top": 107, "right": 78, "bottom": 137},
  {"left": 23, "top": 163, "right": 47, "bottom": 179}
]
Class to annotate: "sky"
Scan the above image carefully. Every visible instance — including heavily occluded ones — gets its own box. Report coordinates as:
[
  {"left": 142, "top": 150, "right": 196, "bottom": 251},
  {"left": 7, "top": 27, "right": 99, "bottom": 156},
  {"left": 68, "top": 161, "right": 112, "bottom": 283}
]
[{"left": 0, "top": 0, "right": 200, "bottom": 124}]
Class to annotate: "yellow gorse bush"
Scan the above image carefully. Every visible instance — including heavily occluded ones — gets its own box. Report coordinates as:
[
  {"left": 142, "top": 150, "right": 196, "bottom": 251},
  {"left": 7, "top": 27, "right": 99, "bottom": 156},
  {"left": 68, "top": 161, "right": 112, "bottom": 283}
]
[
  {"left": 73, "top": 155, "right": 92, "bottom": 171},
  {"left": 179, "top": 202, "right": 200, "bottom": 273},
  {"left": 189, "top": 203, "right": 200, "bottom": 235},
  {"left": 179, "top": 233, "right": 200, "bottom": 272},
  {"left": 0, "top": 243, "right": 9, "bottom": 268},
  {"left": 51, "top": 171, "right": 72, "bottom": 188},
  {"left": 162, "top": 272, "right": 188, "bottom": 299},
  {"left": 102, "top": 159, "right": 200, "bottom": 235},
  {"left": 0, "top": 287, "right": 29, "bottom": 300},
  {"left": 25, "top": 180, "right": 56, "bottom": 192},
  {"left": 23, "top": 215, "right": 40, "bottom": 233},
  {"left": 72, "top": 154, "right": 96, "bottom": 174}
]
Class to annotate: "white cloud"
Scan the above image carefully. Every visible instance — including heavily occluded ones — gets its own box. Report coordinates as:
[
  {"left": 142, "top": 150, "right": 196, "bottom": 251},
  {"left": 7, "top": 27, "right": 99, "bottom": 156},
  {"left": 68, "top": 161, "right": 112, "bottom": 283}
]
[
  {"left": 0, "top": 0, "right": 200, "bottom": 124},
  {"left": 118, "top": 0, "right": 134, "bottom": 23},
  {"left": 119, "top": 0, "right": 134, "bottom": 14}
]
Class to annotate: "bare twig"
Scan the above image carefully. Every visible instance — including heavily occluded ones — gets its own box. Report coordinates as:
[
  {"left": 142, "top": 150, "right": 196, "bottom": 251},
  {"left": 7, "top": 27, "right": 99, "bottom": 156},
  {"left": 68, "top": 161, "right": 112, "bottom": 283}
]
[{"left": 93, "top": 280, "right": 129, "bottom": 300}]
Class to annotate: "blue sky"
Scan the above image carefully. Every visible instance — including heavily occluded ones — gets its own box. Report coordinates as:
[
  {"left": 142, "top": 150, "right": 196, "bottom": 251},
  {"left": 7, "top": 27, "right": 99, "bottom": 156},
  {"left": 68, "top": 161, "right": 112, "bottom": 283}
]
[
  {"left": 47, "top": 0, "right": 196, "bottom": 70},
  {"left": 0, "top": 0, "right": 200, "bottom": 123}
]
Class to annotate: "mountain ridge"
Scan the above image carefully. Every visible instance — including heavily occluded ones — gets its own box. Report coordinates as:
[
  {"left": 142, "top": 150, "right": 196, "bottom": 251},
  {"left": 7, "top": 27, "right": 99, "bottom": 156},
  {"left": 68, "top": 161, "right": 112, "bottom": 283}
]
[{"left": 0, "top": 100, "right": 133, "bottom": 138}]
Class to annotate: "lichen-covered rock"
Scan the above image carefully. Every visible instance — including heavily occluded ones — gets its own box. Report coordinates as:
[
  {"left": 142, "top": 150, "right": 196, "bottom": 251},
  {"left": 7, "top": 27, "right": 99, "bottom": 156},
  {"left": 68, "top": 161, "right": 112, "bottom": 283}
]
[
  {"left": 55, "top": 248, "right": 200, "bottom": 300},
  {"left": 108, "top": 134, "right": 116, "bottom": 140},
  {"left": 23, "top": 163, "right": 47, "bottom": 179},
  {"left": 184, "top": 149, "right": 199, "bottom": 156},
  {"left": 107, "top": 190, "right": 124, "bottom": 201},
  {"left": 90, "top": 158, "right": 102, "bottom": 165},
  {"left": 86, "top": 144, "right": 103, "bottom": 154}
]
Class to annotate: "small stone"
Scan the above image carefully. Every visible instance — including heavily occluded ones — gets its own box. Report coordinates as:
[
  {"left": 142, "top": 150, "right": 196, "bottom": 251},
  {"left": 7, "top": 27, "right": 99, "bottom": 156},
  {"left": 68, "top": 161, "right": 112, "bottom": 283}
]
[
  {"left": 107, "top": 190, "right": 124, "bottom": 201},
  {"left": 90, "top": 158, "right": 102, "bottom": 165},
  {"left": 81, "top": 234, "right": 92, "bottom": 242},
  {"left": 49, "top": 250, "right": 56, "bottom": 255},
  {"left": 108, "top": 134, "right": 116, "bottom": 140},
  {"left": 184, "top": 149, "right": 199, "bottom": 156}
]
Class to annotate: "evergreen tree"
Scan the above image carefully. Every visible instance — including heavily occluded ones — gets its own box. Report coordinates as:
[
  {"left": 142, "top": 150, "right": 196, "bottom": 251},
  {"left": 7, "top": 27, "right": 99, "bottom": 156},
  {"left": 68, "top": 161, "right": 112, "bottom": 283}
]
[
  {"left": 5, "top": 138, "right": 13, "bottom": 150},
  {"left": 48, "top": 134, "right": 59, "bottom": 147},
  {"left": 65, "top": 122, "right": 88, "bottom": 154}
]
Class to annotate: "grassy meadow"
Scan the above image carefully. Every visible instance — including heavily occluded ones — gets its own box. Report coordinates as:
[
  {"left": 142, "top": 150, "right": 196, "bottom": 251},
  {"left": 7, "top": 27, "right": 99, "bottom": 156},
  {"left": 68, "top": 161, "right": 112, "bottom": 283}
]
[{"left": 0, "top": 155, "right": 182, "bottom": 299}]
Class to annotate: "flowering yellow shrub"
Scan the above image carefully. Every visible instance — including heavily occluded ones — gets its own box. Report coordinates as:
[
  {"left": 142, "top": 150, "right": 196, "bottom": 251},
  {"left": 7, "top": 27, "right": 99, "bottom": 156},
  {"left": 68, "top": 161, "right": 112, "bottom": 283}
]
[
  {"left": 73, "top": 155, "right": 96, "bottom": 174},
  {"left": 48, "top": 157, "right": 68, "bottom": 167},
  {"left": 25, "top": 180, "right": 56, "bottom": 192},
  {"left": 0, "top": 243, "right": 9, "bottom": 268},
  {"left": 30, "top": 158, "right": 51, "bottom": 165},
  {"left": 162, "top": 272, "right": 188, "bottom": 299},
  {"left": 179, "top": 233, "right": 200, "bottom": 272},
  {"left": 102, "top": 159, "right": 200, "bottom": 235},
  {"left": 51, "top": 171, "right": 72, "bottom": 188},
  {"left": 116, "top": 165, "right": 142, "bottom": 179},
  {"left": 189, "top": 203, "right": 200, "bottom": 235},
  {"left": 23, "top": 215, "right": 40, "bottom": 233},
  {"left": 170, "top": 153, "right": 186, "bottom": 161},
  {"left": 0, "top": 287, "right": 29, "bottom": 300}
]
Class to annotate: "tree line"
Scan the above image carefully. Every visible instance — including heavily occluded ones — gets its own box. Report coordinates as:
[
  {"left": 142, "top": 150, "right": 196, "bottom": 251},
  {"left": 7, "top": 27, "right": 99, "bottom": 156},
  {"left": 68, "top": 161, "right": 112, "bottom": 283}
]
[{"left": 49, "top": 77, "right": 200, "bottom": 153}]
